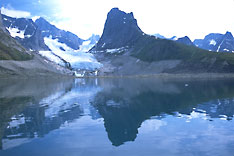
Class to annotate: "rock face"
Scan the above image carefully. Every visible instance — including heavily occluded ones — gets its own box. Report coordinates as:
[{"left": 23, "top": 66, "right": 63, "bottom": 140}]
[
  {"left": 90, "top": 8, "right": 234, "bottom": 76},
  {"left": 0, "top": 11, "right": 32, "bottom": 60},
  {"left": 91, "top": 8, "right": 143, "bottom": 51},
  {"left": 194, "top": 32, "right": 234, "bottom": 52},
  {"left": 176, "top": 36, "right": 194, "bottom": 46},
  {"left": 35, "top": 17, "right": 83, "bottom": 50},
  {"left": 2, "top": 15, "right": 49, "bottom": 51}
]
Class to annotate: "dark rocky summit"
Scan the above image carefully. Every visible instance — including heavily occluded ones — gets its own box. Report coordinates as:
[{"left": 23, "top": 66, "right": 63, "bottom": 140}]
[{"left": 91, "top": 8, "right": 143, "bottom": 51}]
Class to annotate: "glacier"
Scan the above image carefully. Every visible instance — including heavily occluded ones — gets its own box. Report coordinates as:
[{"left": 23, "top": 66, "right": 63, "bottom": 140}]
[{"left": 40, "top": 36, "right": 102, "bottom": 73}]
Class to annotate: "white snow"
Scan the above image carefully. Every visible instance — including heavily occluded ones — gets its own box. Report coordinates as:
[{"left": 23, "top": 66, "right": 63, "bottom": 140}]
[
  {"left": 42, "top": 36, "right": 102, "bottom": 70},
  {"left": 209, "top": 39, "right": 217, "bottom": 46},
  {"left": 217, "top": 39, "right": 224, "bottom": 52},
  {"left": 78, "top": 40, "right": 93, "bottom": 52},
  {"left": 32, "top": 16, "right": 40, "bottom": 22},
  {"left": 102, "top": 43, "right": 106, "bottom": 48},
  {"left": 106, "top": 47, "right": 126, "bottom": 54},
  {"left": 39, "top": 51, "right": 66, "bottom": 66},
  {"left": 25, "top": 34, "right": 32, "bottom": 38},
  {"left": 223, "top": 49, "right": 230, "bottom": 52},
  {"left": 6, "top": 27, "right": 25, "bottom": 38}
]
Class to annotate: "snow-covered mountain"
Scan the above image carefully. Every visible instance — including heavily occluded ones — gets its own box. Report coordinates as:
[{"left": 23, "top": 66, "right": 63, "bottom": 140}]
[
  {"left": 2, "top": 14, "right": 49, "bottom": 51},
  {"left": 194, "top": 32, "right": 234, "bottom": 53},
  {"left": 34, "top": 17, "right": 102, "bottom": 74},
  {"left": 1, "top": 12, "right": 102, "bottom": 75},
  {"left": 35, "top": 17, "right": 83, "bottom": 50},
  {"left": 39, "top": 35, "right": 102, "bottom": 73}
]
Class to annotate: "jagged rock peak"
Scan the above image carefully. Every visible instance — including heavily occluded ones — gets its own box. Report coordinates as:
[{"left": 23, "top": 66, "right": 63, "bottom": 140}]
[{"left": 92, "top": 8, "right": 143, "bottom": 51}]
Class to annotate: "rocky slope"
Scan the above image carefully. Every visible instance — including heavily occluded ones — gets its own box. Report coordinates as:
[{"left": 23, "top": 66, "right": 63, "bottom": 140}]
[
  {"left": 0, "top": 12, "right": 32, "bottom": 61},
  {"left": 90, "top": 8, "right": 234, "bottom": 76}
]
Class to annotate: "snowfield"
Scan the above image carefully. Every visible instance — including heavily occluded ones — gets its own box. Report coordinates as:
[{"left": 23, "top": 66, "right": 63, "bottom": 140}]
[
  {"left": 6, "top": 27, "right": 25, "bottom": 38},
  {"left": 40, "top": 36, "right": 102, "bottom": 71}
]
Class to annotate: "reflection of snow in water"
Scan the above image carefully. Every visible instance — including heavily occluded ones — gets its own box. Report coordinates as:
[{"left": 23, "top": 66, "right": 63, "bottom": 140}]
[
  {"left": 4, "top": 80, "right": 102, "bottom": 150},
  {"left": 38, "top": 80, "right": 102, "bottom": 118}
]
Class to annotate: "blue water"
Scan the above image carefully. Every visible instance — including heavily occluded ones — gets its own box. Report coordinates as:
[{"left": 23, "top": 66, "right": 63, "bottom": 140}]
[{"left": 0, "top": 78, "right": 234, "bottom": 156}]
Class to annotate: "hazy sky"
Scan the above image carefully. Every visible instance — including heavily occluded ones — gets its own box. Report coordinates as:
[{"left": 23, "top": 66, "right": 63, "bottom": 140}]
[{"left": 1, "top": 0, "right": 234, "bottom": 40}]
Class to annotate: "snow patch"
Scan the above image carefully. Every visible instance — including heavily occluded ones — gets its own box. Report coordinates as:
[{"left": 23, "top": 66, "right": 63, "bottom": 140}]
[
  {"left": 102, "top": 43, "right": 106, "bottom": 48},
  {"left": 25, "top": 34, "right": 32, "bottom": 38},
  {"left": 32, "top": 16, "right": 40, "bottom": 22},
  {"left": 209, "top": 39, "right": 217, "bottom": 46},
  {"left": 6, "top": 27, "right": 25, "bottom": 38},
  {"left": 39, "top": 51, "right": 66, "bottom": 66},
  {"left": 106, "top": 47, "right": 127, "bottom": 54},
  {"left": 217, "top": 39, "right": 224, "bottom": 52}
]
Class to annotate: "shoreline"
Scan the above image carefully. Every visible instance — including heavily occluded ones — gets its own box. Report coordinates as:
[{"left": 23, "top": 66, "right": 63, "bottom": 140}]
[{"left": 2, "top": 73, "right": 234, "bottom": 80}]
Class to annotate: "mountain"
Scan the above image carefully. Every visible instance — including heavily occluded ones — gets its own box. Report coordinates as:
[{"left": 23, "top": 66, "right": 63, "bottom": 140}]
[
  {"left": 1, "top": 13, "right": 102, "bottom": 74},
  {"left": 0, "top": 11, "right": 73, "bottom": 78},
  {"left": 176, "top": 36, "right": 194, "bottom": 46},
  {"left": 0, "top": 12, "right": 32, "bottom": 60},
  {"left": 92, "top": 8, "right": 143, "bottom": 51},
  {"left": 35, "top": 17, "right": 83, "bottom": 50},
  {"left": 194, "top": 32, "right": 234, "bottom": 52},
  {"left": 1, "top": 14, "right": 49, "bottom": 51},
  {"left": 90, "top": 8, "right": 234, "bottom": 76}
]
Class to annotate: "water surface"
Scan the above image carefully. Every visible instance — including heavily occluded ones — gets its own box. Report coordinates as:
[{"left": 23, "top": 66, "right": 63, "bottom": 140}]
[{"left": 0, "top": 78, "right": 234, "bottom": 156}]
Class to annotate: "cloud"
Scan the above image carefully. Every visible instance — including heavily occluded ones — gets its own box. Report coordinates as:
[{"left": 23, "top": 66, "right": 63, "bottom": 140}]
[{"left": 1, "top": 7, "right": 31, "bottom": 18}]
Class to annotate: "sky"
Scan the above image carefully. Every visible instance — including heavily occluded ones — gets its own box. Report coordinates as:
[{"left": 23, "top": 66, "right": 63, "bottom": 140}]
[{"left": 0, "top": 0, "right": 234, "bottom": 40}]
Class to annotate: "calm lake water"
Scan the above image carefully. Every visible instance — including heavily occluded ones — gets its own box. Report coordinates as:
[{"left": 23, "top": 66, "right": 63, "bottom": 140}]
[{"left": 0, "top": 78, "right": 234, "bottom": 156}]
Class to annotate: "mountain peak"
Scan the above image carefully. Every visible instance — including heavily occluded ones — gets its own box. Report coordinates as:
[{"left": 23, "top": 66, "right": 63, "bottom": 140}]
[
  {"left": 224, "top": 31, "right": 233, "bottom": 38},
  {"left": 176, "top": 36, "right": 194, "bottom": 46},
  {"left": 91, "top": 8, "right": 143, "bottom": 51}
]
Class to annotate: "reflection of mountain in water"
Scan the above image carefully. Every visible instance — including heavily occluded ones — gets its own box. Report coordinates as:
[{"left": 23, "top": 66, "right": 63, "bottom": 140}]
[
  {"left": 1, "top": 78, "right": 234, "bottom": 149},
  {"left": 0, "top": 79, "right": 101, "bottom": 150},
  {"left": 92, "top": 79, "right": 234, "bottom": 146}
]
